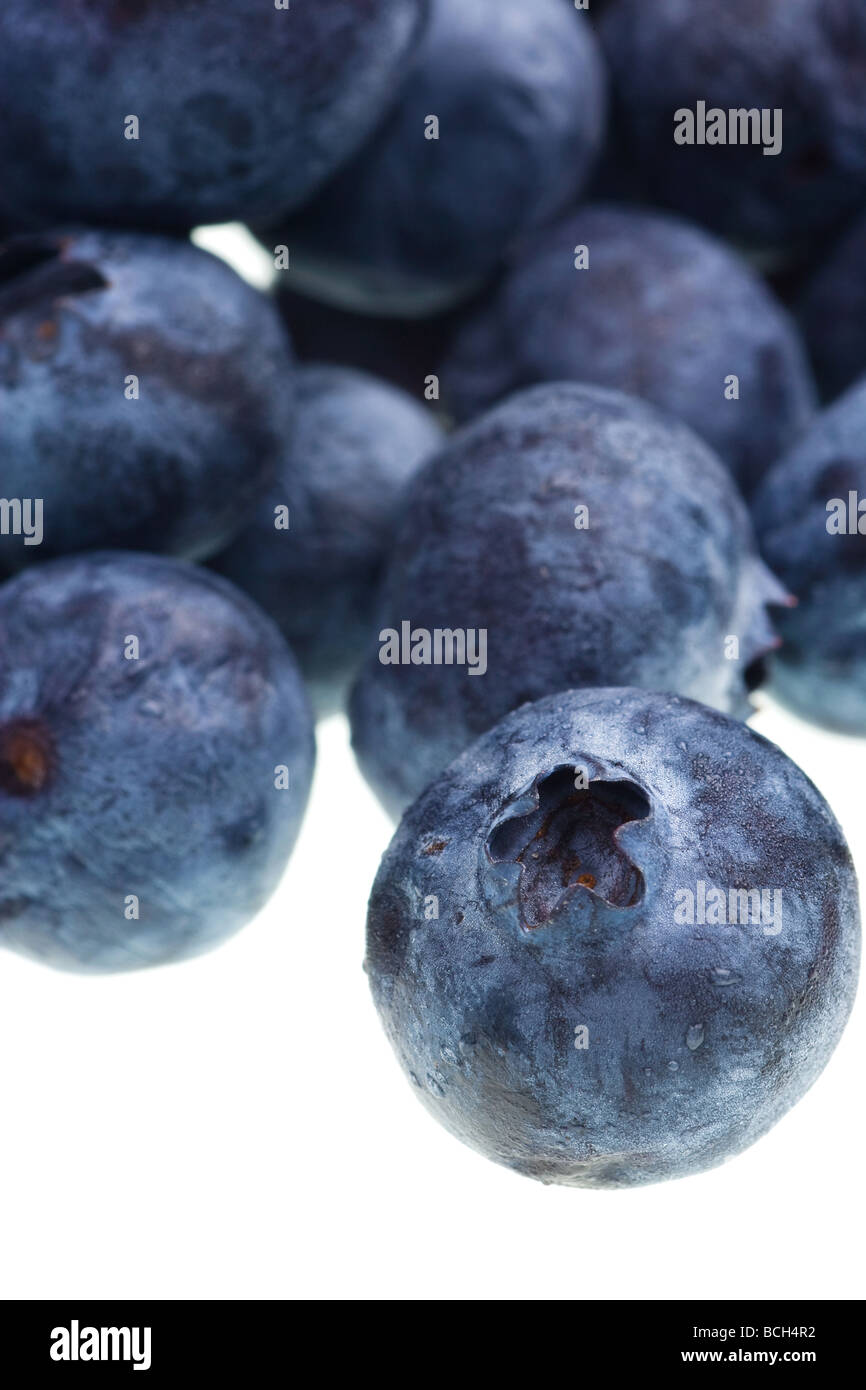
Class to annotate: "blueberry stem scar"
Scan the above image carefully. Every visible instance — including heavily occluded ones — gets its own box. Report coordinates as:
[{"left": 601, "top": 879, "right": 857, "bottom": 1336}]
[
  {"left": 487, "top": 768, "right": 651, "bottom": 927},
  {"left": 0, "top": 717, "right": 56, "bottom": 796}
]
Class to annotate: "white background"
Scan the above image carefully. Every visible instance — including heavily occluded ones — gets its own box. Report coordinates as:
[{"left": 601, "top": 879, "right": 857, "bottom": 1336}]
[{"left": 0, "top": 232, "right": 862, "bottom": 1303}]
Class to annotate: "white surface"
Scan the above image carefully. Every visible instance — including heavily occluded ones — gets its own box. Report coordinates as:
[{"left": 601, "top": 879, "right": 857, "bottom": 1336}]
[
  {"left": 1, "top": 228, "right": 861, "bottom": 1302},
  {"left": 0, "top": 697, "right": 862, "bottom": 1302}
]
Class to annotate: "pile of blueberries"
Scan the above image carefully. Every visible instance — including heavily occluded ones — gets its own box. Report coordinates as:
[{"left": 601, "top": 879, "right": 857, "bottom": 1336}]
[{"left": 0, "top": 0, "right": 863, "bottom": 1187}]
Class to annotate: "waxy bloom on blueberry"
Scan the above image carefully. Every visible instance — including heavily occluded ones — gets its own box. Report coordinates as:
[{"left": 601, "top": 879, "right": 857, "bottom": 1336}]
[
  {"left": 212, "top": 365, "right": 442, "bottom": 714},
  {"left": 273, "top": 0, "right": 606, "bottom": 315},
  {"left": 0, "top": 554, "right": 314, "bottom": 971},
  {"left": 0, "top": 0, "right": 428, "bottom": 230},
  {"left": 366, "top": 689, "right": 860, "bottom": 1187},
  {"left": 441, "top": 205, "right": 816, "bottom": 493},
  {"left": 0, "top": 229, "right": 295, "bottom": 571},
  {"left": 598, "top": 0, "right": 866, "bottom": 250},
  {"left": 752, "top": 377, "right": 866, "bottom": 733},
  {"left": 351, "top": 382, "right": 789, "bottom": 817}
]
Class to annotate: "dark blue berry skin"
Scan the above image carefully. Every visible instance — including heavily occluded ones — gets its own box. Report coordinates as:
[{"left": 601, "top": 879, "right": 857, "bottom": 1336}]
[
  {"left": 799, "top": 211, "right": 866, "bottom": 402},
  {"left": 0, "top": 554, "right": 315, "bottom": 972},
  {"left": 751, "top": 379, "right": 866, "bottom": 733},
  {"left": 367, "top": 688, "right": 860, "bottom": 1187},
  {"left": 0, "top": 0, "right": 427, "bottom": 231},
  {"left": 212, "top": 365, "right": 443, "bottom": 715},
  {"left": 268, "top": 0, "right": 605, "bottom": 316},
  {"left": 598, "top": 0, "right": 866, "bottom": 252},
  {"left": 441, "top": 206, "right": 816, "bottom": 495},
  {"left": 0, "top": 230, "right": 295, "bottom": 572},
  {"left": 350, "top": 382, "right": 788, "bottom": 818}
]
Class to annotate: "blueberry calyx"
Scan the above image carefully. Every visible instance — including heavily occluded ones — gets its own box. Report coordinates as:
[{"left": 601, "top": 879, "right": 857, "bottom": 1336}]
[
  {"left": 0, "top": 236, "right": 107, "bottom": 321},
  {"left": 733, "top": 558, "right": 796, "bottom": 702},
  {"left": 487, "top": 767, "right": 651, "bottom": 928},
  {"left": 0, "top": 717, "right": 56, "bottom": 796}
]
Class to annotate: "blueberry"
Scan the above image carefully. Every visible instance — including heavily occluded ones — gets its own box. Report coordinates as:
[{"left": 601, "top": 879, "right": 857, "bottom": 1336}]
[
  {"left": 0, "top": 0, "right": 427, "bottom": 231},
  {"left": 267, "top": 0, "right": 605, "bottom": 315},
  {"left": 366, "top": 687, "right": 860, "bottom": 1187},
  {"left": 350, "top": 382, "right": 788, "bottom": 817},
  {"left": 441, "top": 205, "right": 816, "bottom": 493},
  {"left": 598, "top": 0, "right": 866, "bottom": 250},
  {"left": 799, "top": 210, "right": 866, "bottom": 401},
  {"left": 752, "top": 378, "right": 866, "bottom": 733},
  {"left": 0, "top": 553, "right": 314, "bottom": 971},
  {"left": 211, "top": 365, "right": 443, "bottom": 714},
  {"left": 0, "top": 230, "right": 294, "bottom": 571}
]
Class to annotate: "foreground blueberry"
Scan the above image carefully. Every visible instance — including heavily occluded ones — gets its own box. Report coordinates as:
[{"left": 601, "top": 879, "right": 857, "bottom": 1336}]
[
  {"left": 211, "top": 365, "right": 443, "bottom": 713},
  {"left": 752, "top": 379, "right": 866, "bottom": 733},
  {"left": 270, "top": 0, "right": 605, "bottom": 315},
  {"left": 0, "top": 554, "right": 315, "bottom": 971},
  {"left": 367, "top": 688, "right": 860, "bottom": 1187},
  {"left": 0, "top": 230, "right": 295, "bottom": 571},
  {"left": 350, "top": 383, "right": 788, "bottom": 817},
  {"left": 0, "top": 0, "right": 426, "bottom": 230},
  {"left": 799, "top": 211, "right": 866, "bottom": 402},
  {"left": 598, "top": 0, "right": 866, "bottom": 251},
  {"left": 441, "top": 205, "right": 815, "bottom": 493}
]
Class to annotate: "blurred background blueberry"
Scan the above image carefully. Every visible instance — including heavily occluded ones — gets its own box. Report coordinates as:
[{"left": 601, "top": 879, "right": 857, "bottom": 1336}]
[
  {"left": 0, "top": 0, "right": 428, "bottom": 230},
  {"left": 351, "top": 382, "right": 788, "bottom": 816},
  {"left": 0, "top": 229, "right": 295, "bottom": 571},
  {"left": 598, "top": 0, "right": 866, "bottom": 254},
  {"left": 799, "top": 210, "right": 866, "bottom": 402},
  {"left": 367, "top": 688, "right": 860, "bottom": 1186},
  {"left": 263, "top": 0, "right": 606, "bottom": 316},
  {"left": 0, "top": 553, "right": 315, "bottom": 972},
  {"left": 441, "top": 205, "right": 816, "bottom": 494},
  {"left": 211, "top": 365, "right": 443, "bottom": 714},
  {"left": 752, "top": 377, "right": 866, "bottom": 733}
]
